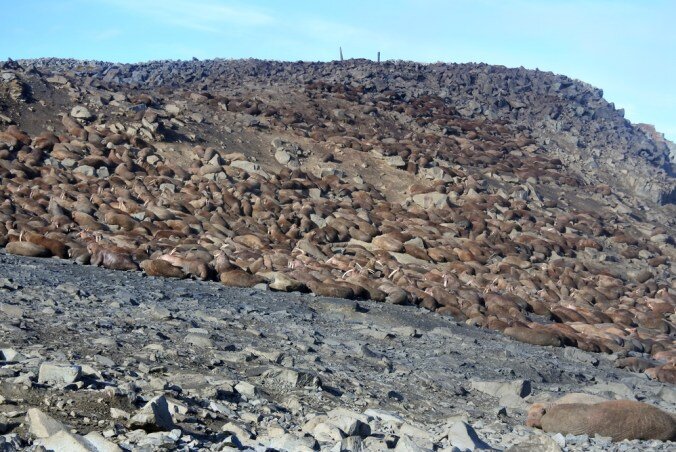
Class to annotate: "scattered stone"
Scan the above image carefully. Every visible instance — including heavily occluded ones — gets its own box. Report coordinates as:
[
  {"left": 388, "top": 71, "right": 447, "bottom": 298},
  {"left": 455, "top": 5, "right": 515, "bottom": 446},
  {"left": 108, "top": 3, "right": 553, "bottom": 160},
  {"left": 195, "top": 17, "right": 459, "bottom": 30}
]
[
  {"left": 128, "top": 395, "right": 175, "bottom": 432},
  {"left": 38, "top": 362, "right": 82, "bottom": 385}
]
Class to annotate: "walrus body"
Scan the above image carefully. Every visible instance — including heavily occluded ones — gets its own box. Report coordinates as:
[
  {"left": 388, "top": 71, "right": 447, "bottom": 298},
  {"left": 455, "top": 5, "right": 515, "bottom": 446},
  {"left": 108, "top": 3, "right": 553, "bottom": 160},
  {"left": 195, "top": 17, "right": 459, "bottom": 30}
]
[
  {"left": 87, "top": 243, "right": 138, "bottom": 271},
  {"left": 530, "top": 399, "right": 676, "bottom": 442}
]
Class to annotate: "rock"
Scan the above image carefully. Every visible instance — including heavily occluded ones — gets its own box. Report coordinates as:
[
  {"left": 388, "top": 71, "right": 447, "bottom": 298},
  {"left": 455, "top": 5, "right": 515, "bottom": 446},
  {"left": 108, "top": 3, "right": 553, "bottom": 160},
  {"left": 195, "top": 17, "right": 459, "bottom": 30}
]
[
  {"left": 364, "top": 409, "right": 405, "bottom": 426},
  {"left": 46, "top": 75, "right": 68, "bottom": 85},
  {"left": 275, "top": 149, "right": 292, "bottom": 165},
  {"left": 311, "top": 422, "right": 343, "bottom": 443},
  {"left": 110, "top": 408, "right": 130, "bottom": 420},
  {"left": 71, "top": 106, "right": 94, "bottom": 120},
  {"left": 445, "top": 421, "right": 492, "bottom": 451},
  {"left": 470, "top": 379, "right": 531, "bottom": 409},
  {"left": 73, "top": 165, "right": 96, "bottom": 177},
  {"left": 38, "top": 362, "right": 82, "bottom": 385},
  {"left": 184, "top": 332, "right": 213, "bottom": 348},
  {"left": 394, "top": 434, "right": 433, "bottom": 451},
  {"left": 267, "top": 433, "right": 317, "bottom": 452},
  {"left": 563, "top": 347, "right": 599, "bottom": 366},
  {"left": 234, "top": 381, "right": 258, "bottom": 398},
  {"left": 587, "top": 381, "right": 636, "bottom": 400},
  {"left": 383, "top": 155, "right": 406, "bottom": 168},
  {"left": 129, "top": 395, "right": 175, "bottom": 431},
  {"left": 327, "top": 408, "right": 371, "bottom": 437},
  {"left": 411, "top": 192, "right": 448, "bottom": 209},
  {"left": 263, "top": 367, "right": 321, "bottom": 388},
  {"left": 39, "top": 430, "right": 97, "bottom": 452},
  {"left": 165, "top": 104, "right": 181, "bottom": 115},
  {"left": 26, "top": 408, "right": 66, "bottom": 438},
  {"left": 0, "top": 348, "right": 25, "bottom": 362},
  {"left": 229, "top": 160, "right": 269, "bottom": 177},
  {"left": 505, "top": 434, "right": 562, "bottom": 452}
]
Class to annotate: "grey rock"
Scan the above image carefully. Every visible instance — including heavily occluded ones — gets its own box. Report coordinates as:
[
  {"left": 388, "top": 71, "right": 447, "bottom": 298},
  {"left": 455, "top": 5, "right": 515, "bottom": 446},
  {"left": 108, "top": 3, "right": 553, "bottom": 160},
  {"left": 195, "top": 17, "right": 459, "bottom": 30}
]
[
  {"left": 129, "top": 395, "right": 175, "bottom": 431},
  {"left": 70, "top": 106, "right": 93, "bottom": 120},
  {"left": 26, "top": 408, "right": 66, "bottom": 439},
  {"left": 38, "top": 362, "right": 81, "bottom": 385},
  {"left": 446, "top": 421, "right": 492, "bottom": 451}
]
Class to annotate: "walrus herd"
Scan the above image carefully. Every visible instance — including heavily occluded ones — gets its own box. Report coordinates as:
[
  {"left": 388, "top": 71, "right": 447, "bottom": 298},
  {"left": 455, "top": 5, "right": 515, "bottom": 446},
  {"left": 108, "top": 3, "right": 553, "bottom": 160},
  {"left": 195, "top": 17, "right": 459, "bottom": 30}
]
[{"left": 0, "top": 58, "right": 674, "bottom": 441}]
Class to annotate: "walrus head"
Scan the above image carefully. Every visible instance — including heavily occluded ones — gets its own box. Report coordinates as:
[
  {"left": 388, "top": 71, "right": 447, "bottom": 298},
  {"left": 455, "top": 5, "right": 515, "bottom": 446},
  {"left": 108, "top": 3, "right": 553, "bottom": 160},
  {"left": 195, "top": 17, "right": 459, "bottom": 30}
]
[{"left": 526, "top": 403, "right": 548, "bottom": 428}]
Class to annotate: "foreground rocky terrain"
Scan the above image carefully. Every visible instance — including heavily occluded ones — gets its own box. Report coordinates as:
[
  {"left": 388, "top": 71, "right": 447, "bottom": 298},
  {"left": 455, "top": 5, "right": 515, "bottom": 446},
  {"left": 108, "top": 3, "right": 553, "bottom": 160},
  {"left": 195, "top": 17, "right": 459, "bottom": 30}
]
[
  {"left": 0, "top": 252, "right": 674, "bottom": 451},
  {"left": 0, "top": 57, "right": 674, "bottom": 449}
]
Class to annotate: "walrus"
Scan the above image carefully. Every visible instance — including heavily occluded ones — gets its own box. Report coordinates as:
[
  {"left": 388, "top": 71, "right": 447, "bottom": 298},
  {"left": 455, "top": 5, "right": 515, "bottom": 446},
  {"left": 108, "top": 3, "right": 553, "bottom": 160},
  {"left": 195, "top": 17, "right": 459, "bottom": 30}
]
[
  {"left": 87, "top": 242, "right": 138, "bottom": 271},
  {"left": 158, "top": 253, "right": 211, "bottom": 280},
  {"left": 645, "top": 363, "right": 676, "bottom": 384},
  {"left": 527, "top": 399, "right": 676, "bottom": 442},
  {"left": 140, "top": 259, "right": 187, "bottom": 279},
  {"left": 219, "top": 269, "right": 264, "bottom": 288},
  {"left": 504, "top": 325, "right": 563, "bottom": 347},
  {"left": 21, "top": 231, "right": 68, "bottom": 258},
  {"left": 5, "top": 240, "right": 51, "bottom": 258}
]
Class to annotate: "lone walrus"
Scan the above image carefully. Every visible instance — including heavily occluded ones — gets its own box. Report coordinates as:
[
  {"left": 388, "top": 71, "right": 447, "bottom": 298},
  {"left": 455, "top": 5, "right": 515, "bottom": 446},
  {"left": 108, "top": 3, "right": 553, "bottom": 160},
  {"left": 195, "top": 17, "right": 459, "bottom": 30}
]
[{"left": 527, "top": 398, "right": 676, "bottom": 441}]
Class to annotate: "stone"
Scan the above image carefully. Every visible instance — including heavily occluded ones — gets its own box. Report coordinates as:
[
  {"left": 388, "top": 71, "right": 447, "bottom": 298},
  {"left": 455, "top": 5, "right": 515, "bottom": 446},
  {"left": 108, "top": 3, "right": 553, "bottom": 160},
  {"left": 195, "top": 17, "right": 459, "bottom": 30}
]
[
  {"left": 234, "top": 381, "right": 258, "bottom": 398},
  {"left": 73, "top": 165, "right": 96, "bottom": 177},
  {"left": 267, "top": 433, "right": 317, "bottom": 452},
  {"left": 327, "top": 408, "right": 371, "bottom": 437},
  {"left": 263, "top": 367, "right": 321, "bottom": 389},
  {"left": 71, "top": 106, "right": 94, "bottom": 120},
  {"left": 39, "top": 430, "right": 97, "bottom": 452},
  {"left": 563, "top": 347, "right": 599, "bottom": 366},
  {"left": 364, "top": 409, "right": 405, "bottom": 426},
  {"left": 110, "top": 408, "right": 130, "bottom": 420},
  {"left": 0, "top": 348, "right": 25, "bottom": 362},
  {"left": 165, "top": 104, "right": 181, "bottom": 115},
  {"left": 383, "top": 155, "right": 406, "bottom": 168},
  {"left": 412, "top": 192, "right": 449, "bottom": 209},
  {"left": 394, "top": 434, "right": 433, "bottom": 451},
  {"left": 275, "top": 149, "right": 292, "bottom": 165},
  {"left": 26, "top": 408, "right": 66, "bottom": 438},
  {"left": 230, "top": 160, "right": 269, "bottom": 177},
  {"left": 312, "top": 422, "right": 344, "bottom": 443},
  {"left": 222, "top": 421, "right": 252, "bottom": 440},
  {"left": 471, "top": 379, "right": 531, "bottom": 409},
  {"left": 505, "top": 434, "right": 562, "bottom": 452},
  {"left": 184, "top": 333, "right": 213, "bottom": 348},
  {"left": 129, "top": 395, "right": 175, "bottom": 431},
  {"left": 38, "top": 362, "right": 82, "bottom": 385},
  {"left": 446, "top": 421, "right": 492, "bottom": 451}
]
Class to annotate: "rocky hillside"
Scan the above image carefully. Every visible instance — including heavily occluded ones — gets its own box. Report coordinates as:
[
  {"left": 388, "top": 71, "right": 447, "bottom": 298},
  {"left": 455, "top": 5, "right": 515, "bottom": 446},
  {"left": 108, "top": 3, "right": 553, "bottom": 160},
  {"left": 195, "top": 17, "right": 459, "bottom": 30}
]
[
  {"left": 5, "top": 58, "right": 674, "bottom": 204},
  {"left": 0, "top": 57, "right": 674, "bottom": 449}
]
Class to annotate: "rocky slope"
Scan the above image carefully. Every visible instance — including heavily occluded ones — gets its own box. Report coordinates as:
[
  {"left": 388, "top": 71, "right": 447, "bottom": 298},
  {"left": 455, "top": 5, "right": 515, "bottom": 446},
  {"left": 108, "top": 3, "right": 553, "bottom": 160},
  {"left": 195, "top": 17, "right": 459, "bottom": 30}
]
[
  {"left": 5, "top": 58, "right": 674, "bottom": 204},
  {"left": 0, "top": 57, "right": 674, "bottom": 449}
]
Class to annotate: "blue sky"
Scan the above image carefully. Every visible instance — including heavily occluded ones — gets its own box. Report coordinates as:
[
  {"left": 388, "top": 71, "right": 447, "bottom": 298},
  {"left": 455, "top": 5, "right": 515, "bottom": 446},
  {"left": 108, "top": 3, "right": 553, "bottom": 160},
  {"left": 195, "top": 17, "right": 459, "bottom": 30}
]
[{"left": 1, "top": 0, "right": 674, "bottom": 140}]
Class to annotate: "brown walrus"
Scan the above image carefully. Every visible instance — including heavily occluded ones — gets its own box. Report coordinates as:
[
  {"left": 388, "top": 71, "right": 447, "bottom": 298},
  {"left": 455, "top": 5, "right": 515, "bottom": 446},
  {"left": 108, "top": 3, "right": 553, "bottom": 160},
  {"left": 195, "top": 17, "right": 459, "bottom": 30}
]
[
  {"left": 87, "top": 242, "right": 138, "bottom": 271},
  {"left": 140, "top": 259, "right": 187, "bottom": 279},
  {"left": 5, "top": 240, "right": 51, "bottom": 258},
  {"left": 528, "top": 399, "right": 676, "bottom": 441}
]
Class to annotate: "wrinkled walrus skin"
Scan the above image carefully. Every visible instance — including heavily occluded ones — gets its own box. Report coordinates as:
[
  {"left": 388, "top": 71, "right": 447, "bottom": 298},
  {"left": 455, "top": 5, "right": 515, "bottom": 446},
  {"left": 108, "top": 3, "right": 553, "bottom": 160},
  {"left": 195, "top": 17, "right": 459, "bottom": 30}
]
[{"left": 534, "top": 400, "right": 676, "bottom": 442}]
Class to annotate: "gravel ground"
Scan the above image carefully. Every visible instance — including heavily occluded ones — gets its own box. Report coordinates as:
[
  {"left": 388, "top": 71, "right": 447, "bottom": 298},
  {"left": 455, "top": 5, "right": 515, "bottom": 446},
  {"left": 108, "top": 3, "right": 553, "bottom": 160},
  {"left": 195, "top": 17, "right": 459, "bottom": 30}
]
[{"left": 0, "top": 251, "right": 674, "bottom": 451}]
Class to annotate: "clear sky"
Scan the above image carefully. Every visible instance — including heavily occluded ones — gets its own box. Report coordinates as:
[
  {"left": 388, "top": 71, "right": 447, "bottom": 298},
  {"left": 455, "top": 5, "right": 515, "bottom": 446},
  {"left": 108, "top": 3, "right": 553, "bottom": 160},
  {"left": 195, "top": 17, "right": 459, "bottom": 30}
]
[{"left": 1, "top": 0, "right": 674, "bottom": 140}]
